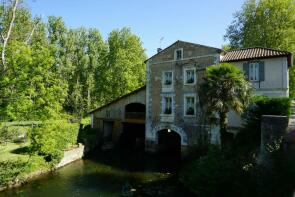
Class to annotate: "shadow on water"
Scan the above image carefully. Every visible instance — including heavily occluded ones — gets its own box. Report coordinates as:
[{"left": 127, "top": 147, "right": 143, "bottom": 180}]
[{"left": 88, "top": 147, "right": 181, "bottom": 173}]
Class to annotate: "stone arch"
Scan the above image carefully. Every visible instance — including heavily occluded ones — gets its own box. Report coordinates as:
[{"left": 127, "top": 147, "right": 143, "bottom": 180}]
[{"left": 152, "top": 124, "right": 188, "bottom": 145}]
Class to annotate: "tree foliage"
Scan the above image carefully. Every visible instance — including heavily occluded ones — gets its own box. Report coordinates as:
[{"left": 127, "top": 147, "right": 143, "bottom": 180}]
[
  {"left": 200, "top": 63, "right": 251, "bottom": 146},
  {"left": 0, "top": 2, "right": 146, "bottom": 120},
  {"left": 30, "top": 120, "right": 79, "bottom": 164},
  {"left": 106, "top": 28, "right": 146, "bottom": 101},
  {"left": 224, "top": 0, "right": 295, "bottom": 96},
  {"left": 225, "top": 0, "right": 295, "bottom": 50}
]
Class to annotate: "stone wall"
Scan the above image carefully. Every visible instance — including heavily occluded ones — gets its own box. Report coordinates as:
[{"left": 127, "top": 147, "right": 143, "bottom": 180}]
[
  {"left": 146, "top": 41, "right": 220, "bottom": 150},
  {"left": 259, "top": 115, "right": 288, "bottom": 167},
  {"left": 56, "top": 143, "right": 85, "bottom": 168}
]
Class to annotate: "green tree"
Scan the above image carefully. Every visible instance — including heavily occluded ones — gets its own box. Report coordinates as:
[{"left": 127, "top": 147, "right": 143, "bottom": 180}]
[
  {"left": 106, "top": 27, "right": 146, "bottom": 102},
  {"left": 200, "top": 63, "right": 251, "bottom": 147},
  {"left": 225, "top": 0, "right": 295, "bottom": 50},
  {"left": 224, "top": 0, "right": 295, "bottom": 96},
  {"left": 62, "top": 28, "right": 107, "bottom": 117},
  {"left": 0, "top": 41, "right": 67, "bottom": 120},
  {"left": 0, "top": 2, "right": 147, "bottom": 120}
]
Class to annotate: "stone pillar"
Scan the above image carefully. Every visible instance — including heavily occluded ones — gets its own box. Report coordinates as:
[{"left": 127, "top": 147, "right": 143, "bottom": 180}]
[
  {"left": 145, "top": 60, "right": 156, "bottom": 153},
  {"left": 209, "top": 124, "right": 220, "bottom": 145},
  {"left": 145, "top": 138, "right": 157, "bottom": 153},
  {"left": 259, "top": 115, "right": 288, "bottom": 167},
  {"left": 181, "top": 145, "right": 190, "bottom": 158}
]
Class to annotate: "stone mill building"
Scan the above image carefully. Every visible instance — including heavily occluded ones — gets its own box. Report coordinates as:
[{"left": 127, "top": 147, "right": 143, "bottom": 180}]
[{"left": 89, "top": 40, "right": 292, "bottom": 157}]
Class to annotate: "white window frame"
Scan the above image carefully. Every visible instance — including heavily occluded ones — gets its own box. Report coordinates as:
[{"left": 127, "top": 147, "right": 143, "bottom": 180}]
[
  {"left": 249, "top": 62, "right": 259, "bottom": 81},
  {"left": 184, "top": 93, "right": 197, "bottom": 117},
  {"left": 174, "top": 48, "right": 183, "bottom": 60},
  {"left": 162, "top": 70, "right": 173, "bottom": 87},
  {"left": 183, "top": 67, "right": 197, "bottom": 85},
  {"left": 162, "top": 95, "right": 174, "bottom": 116}
]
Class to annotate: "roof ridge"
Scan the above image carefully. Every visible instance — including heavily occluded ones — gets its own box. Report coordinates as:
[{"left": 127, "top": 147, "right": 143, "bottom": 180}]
[
  {"left": 227, "top": 47, "right": 291, "bottom": 54},
  {"left": 145, "top": 40, "right": 222, "bottom": 62},
  {"left": 177, "top": 40, "right": 222, "bottom": 51},
  {"left": 221, "top": 47, "right": 292, "bottom": 67}
]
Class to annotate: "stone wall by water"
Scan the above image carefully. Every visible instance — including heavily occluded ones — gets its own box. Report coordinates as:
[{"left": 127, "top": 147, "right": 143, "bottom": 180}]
[
  {"left": 56, "top": 143, "right": 85, "bottom": 168},
  {"left": 259, "top": 115, "right": 288, "bottom": 167}
]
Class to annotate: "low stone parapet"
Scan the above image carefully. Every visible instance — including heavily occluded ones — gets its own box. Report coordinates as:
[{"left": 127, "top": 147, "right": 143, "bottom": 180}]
[
  {"left": 56, "top": 143, "right": 85, "bottom": 168},
  {"left": 259, "top": 115, "right": 288, "bottom": 167}
]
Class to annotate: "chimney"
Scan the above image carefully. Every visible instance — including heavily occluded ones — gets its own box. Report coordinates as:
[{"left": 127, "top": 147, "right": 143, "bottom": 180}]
[{"left": 157, "top": 48, "right": 162, "bottom": 53}]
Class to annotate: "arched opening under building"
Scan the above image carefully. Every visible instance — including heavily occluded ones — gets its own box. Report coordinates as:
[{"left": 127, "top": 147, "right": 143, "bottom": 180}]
[
  {"left": 125, "top": 103, "right": 145, "bottom": 119},
  {"left": 157, "top": 129, "right": 181, "bottom": 156},
  {"left": 119, "top": 103, "right": 146, "bottom": 151},
  {"left": 157, "top": 129, "right": 182, "bottom": 171}
]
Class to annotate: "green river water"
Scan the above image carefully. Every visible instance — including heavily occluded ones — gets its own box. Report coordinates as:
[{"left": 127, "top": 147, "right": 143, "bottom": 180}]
[{"left": 0, "top": 150, "right": 193, "bottom": 197}]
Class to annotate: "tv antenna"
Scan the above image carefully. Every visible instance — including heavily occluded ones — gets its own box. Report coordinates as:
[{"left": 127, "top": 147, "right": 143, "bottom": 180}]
[{"left": 159, "top": 37, "right": 164, "bottom": 48}]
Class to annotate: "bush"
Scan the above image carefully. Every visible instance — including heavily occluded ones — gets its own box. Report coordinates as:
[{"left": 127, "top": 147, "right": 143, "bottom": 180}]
[
  {"left": 243, "top": 96, "right": 291, "bottom": 122},
  {"left": 0, "top": 124, "right": 31, "bottom": 145},
  {"left": 0, "top": 159, "right": 27, "bottom": 187},
  {"left": 248, "top": 145, "right": 295, "bottom": 197},
  {"left": 30, "top": 120, "right": 79, "bottom": 165},
  {"left": 235, "top": 96, "right": 291, "bottom": 149},
  {"left": 77, "top": 124, "right": 100, "bottom": 152},
  {"left": 180, "top": 146, "right": 249, "bottom": 197}
]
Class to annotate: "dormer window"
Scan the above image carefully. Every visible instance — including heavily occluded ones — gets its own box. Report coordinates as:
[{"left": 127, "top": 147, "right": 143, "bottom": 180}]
[{"left": 174, "top": 48, "right": 183, "bottom": 60}]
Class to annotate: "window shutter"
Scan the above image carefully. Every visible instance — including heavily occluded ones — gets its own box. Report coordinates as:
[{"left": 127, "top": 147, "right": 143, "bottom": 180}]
[
  {"left": 259, "top": 61, "right": 265, "bottom": 81},
  {"left": 243, "top": 63, "right": 249, "bottom": 80}
]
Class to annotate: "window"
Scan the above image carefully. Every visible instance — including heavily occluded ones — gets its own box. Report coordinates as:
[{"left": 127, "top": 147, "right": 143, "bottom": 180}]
[
  {"left": 249, "top": 62, "right": 259, "bottom": 81},
  {"left": 163, "top": 71, "right": 173, "bottom": 86},
  {"left": 174, "top": 48, "right": 183, "bottom": 60},
  {"left": 184, "top": 67, "right": 196, "bottom": 85},
  {"left": 184, "top": 94, "right": 196, "bottom": 116},
  {"left": 163, "top": 96, "right": 172, "bottom": 115}
]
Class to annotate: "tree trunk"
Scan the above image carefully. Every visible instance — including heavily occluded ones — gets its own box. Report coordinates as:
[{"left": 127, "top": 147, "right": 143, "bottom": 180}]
[
  {"left": 1, "top": 0, "right": 19, "bottom": 68},
  {"left": 219, "top": 112, "right": 228, "bottom": 148},
  {"left": 25, "top": 18, "right": 40, "bottom": 45},
  {"left": 87, "top": 88, "right": 91, "bottom": 111}
]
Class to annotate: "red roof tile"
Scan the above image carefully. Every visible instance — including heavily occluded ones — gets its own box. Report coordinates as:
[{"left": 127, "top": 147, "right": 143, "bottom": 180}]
[{"left": 221, "top": 47, "right": 292, "bottom": 67}]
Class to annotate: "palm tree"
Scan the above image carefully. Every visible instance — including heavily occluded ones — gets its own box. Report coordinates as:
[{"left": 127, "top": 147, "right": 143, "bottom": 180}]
[{"left": 200, "top": 63, "right": 251, "bottom": 147}]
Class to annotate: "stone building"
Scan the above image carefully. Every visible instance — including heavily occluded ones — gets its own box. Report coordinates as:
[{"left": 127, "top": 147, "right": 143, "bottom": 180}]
[
  {"left": 145, "top": 41, "right": 221, "bottom": 154},
  {"left": 90, "top": 40, "right": 292, "bottom": 156}
]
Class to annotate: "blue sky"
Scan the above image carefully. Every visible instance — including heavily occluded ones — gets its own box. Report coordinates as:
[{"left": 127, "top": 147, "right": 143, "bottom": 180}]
[{"left": 27, "top": 0, "right": 244, "bottom": 57}]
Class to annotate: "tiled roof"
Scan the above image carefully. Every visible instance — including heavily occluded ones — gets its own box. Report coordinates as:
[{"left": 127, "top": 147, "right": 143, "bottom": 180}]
[{"left": 221, "top": 47, "right": 293, "bottom": 67}]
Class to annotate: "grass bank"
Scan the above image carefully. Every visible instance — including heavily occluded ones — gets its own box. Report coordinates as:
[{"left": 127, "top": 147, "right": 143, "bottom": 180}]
[{"left": 0, "top": 119, "right": 83, "bottom": 190}]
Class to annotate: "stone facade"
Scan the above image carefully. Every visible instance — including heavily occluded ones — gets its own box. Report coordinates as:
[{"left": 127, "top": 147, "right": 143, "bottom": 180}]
[{"left": 145, "top": 41, "right": 221, "bottom": 153}]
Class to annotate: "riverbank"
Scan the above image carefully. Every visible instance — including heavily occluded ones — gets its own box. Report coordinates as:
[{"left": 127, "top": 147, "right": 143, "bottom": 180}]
[
  {"left": 0, "top": 149, "right": 194, "bottom": 197},
  {"left": 0, "top": 142, "right": 85, "bottom": 192}
]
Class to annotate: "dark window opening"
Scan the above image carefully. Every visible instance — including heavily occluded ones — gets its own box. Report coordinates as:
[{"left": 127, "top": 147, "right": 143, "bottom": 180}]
[{"left": 125, "top": 103, "right": 145, "bottom": 119}]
